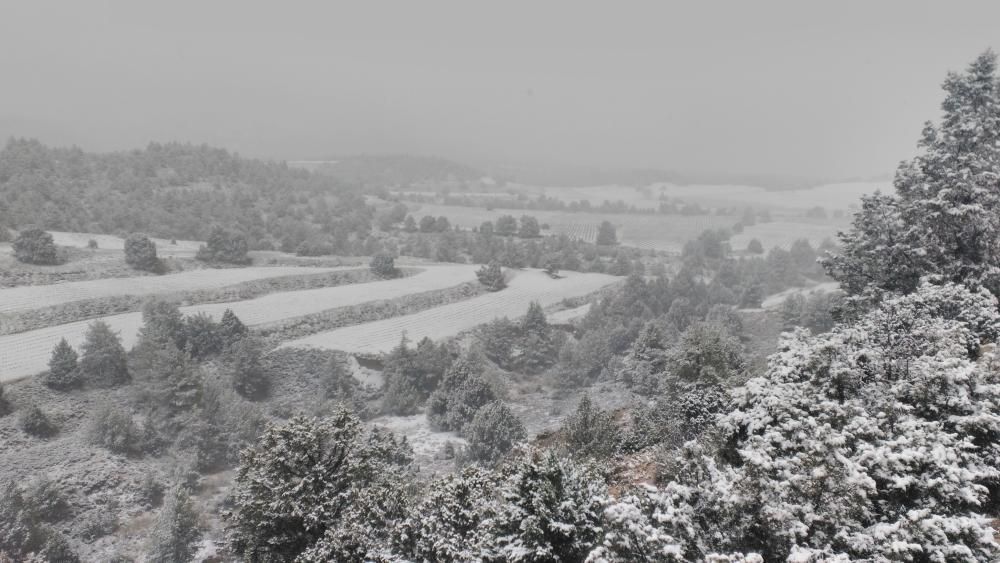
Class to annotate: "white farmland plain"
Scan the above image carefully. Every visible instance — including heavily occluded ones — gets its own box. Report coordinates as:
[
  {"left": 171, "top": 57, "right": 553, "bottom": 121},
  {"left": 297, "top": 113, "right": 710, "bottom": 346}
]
[
  {"left": 48, "top": 231, "right": 204, "bottom": 256},
  {"left": 0, "top": 264, "right": 477, "bottom": 382},
  {"left": 0, "top": 266, "right": 354, "bottom": 315},
  {"left": 280, "top": 269, "right": 619, "bottom": 355}
]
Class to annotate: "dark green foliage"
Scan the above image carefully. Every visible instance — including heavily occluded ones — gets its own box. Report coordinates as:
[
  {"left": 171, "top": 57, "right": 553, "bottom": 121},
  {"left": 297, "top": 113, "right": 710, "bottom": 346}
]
[
  {"left": 0, "top": 383, "right": 9, "bottom": 417},
  {"left": 596, "top": 220, "right": 617, "bottom": 246},
  {"left": 747, "top": 238, "right": 764, "bottom": 254},
  {"left": 182, "top": 312, "right": 224, "bottom": 359},
  {"left": 131, "top": 334, "right": 201, "bottom": 419},
  {"left": 192, "top": 380, "right": 267, "bottom": 472},
  {"left": 518, "top": 215, "right": 541, "bottom": 238},
  {"left": 20, "top": 404, "right": 57, "bottom": 438},
  {"left": 226, "top": 410, "right": 411, "bottom": 561},
  {"left": 419, "top": 215, "right": 437, "bottom": 232},
  {"left": 146, "top": 486, "right": 201, "bottom": 563},
  {"left": 670, "top": 322, "right": 747, "bottom": 388},
  {"left": 0, "top": 481, "right": 79, "bottom": 562},
  {"left": 124, "top": 232, "right": 162, "bottom": 272},
  {"left": 465, "top": 401, "right": 526, "bottom": 465},
  {"left": 561, "top": 395, "right": 619, "bottom": 459},
  {"left": 381, "top": 336, "right": 453, "bottom": 415},
  {"left": 0, "top": 140, "right": 373, "bottom": 251},
  {"left": 219, "top": 308, "right": 248, "bottom": 344},
  {"left": 45, "top": 338, "right": 81, "bottom": 390},
  {"left": 427, "top": 350, "right": 498, "bottom": 433},
  {"left": 140, "top": 299, "right": 186, "bottom": 348},
  {"left": 196, "top": 225, "right": 250, "bottom": 264},
  {"left": 403, "top": 215, "right": 417, "bottom": 232},
  {"left": 475, "top": 261, "right": 506, "bottom": 291},
  {"left": 369, "top": 253, "right": 398, "bottom": 278},
  {"left": 230, "top": 336, "right": 269, "bottom": 400},
  {"left": 495, "top": 215, "right": 518, "bottom": 236},
  {"left": 12, "top": 227, "right": 62, "bottom": 265},
  {"left": 88, "top": 404, "right": 158, "bottom": 456},
  {"left": 79, "top": 320, "right": 129, "bottom": 387}
]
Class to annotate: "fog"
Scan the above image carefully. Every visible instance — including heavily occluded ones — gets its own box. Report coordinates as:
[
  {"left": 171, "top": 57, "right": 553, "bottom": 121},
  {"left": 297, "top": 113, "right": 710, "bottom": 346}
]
[{"left": 2, "top": 0, "right": 999, "bottom": 180}]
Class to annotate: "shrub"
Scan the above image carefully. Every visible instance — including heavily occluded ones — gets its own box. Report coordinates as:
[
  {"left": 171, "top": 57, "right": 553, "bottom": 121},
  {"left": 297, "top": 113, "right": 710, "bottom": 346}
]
[
  {"left": 219, "top": 308, "right": 248, "bottom": 345},
  {"left": 88, "top": 405, "right": 156, "bottom": 456},
  {"left": 560, "top": 395, "right": 618, "bottom": 458},
  {"left": 747, "top": 238, "right": 764, "bottom": 254},
  {"left": 79, "top": 320, "right": 129, "bottom": 387},
  {"left": 518, "top": 215, "right": 540, "bottom": 238},
  {"left": 87, "top": 238, "right": 98, "bottom": 249},
  {"left": 465, "top": 401, "right": 526, "bottom": 465},
  {"left": 45, "top": 338, "right": 82, "bottom": 390},
  {"left": 0, "top": 383, "right": 10, "bottom": 417},
  {"left": 20, "top": 405, "right": 57, "bottom": 438},
  {"left": 196, "top": 225, "right": 250, "bottom": 264},
  {"left": 124, "top": 233, "right": 162, "bottom": 272},
  {"left": 596, "top": 221, "right": 617, "bottom": 246},
  {"left": 182, "top": 312, "right": 225, "bottom": 359},
  {"left": 146, "top": 486, "right": 201, "bottom": 563},
  {"left": 12, "top": 227, "right": 62, "bottom": 265},
  {"left": 427, "top": 351, "right": 498, "bottom": 433},
  {"left": 369, "top": 253, "right": 398, "bottom": 278},
  {"left": 476, "top": 262, "right": 506, "bottom": 291},
  {"left": 230, "top": 336, "right": 269, "bottom": 400}
]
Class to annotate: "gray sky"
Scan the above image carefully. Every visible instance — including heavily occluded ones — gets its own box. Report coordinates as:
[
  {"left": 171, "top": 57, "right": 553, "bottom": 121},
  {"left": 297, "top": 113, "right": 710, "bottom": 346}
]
[{"left": 1, "top": 0, "right": 998, "bottom": 179}]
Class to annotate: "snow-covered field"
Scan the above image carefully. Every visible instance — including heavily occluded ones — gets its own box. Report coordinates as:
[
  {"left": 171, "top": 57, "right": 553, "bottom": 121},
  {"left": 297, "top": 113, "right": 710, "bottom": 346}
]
[
  {"left": 0, "top": 266, "right": 353, "bottom": 314},
  {"left": 0, "top": 264, "right": 477, "bottom": 382},
  {"left": 47, "top": 231, "right": 204, "bottom": 257},
  {"left": 280, "top": 269, "right": 619, "bottom": 355},
  {"left": 761, "top": 281, "right": 841, "bottom": 309}
]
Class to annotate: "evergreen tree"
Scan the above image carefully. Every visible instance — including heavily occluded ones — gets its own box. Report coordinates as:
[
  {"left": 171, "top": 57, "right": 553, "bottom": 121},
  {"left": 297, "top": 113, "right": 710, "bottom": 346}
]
[
  {"left": 124, "top": 232, "right": 162, "bottom": 272},
  {"left": 465, "top": 401, "right": 526, "bottom": 465},
  {"left": 12, "top": 227, "right": 61, "bottom": 265},
  {"left": 746, "top": 238, "right": 764, "bottom": 254},
  {"left": 824, "top": 50, "right": 1000, "bottom": 304},
  {"left": 518, "top": 215, "right": 541, "bottom": 238},
  {"left": 495, "top": 214, "right": 518, "bottom": 236},
  {"left": 403, "top": 214, "right": 418, "bottom": 232},
  {"left": 369, "top": 253, "right": 398, "bottom": 278},
  {"left": 196, "top": 225, "right": 250, "bottom": 264},
  {"left": 226, "top": 410, "right": 411, "bottom": 561},
  {"left": 45, "top": 338, "right": 81, "bottom": 390},
  {"left": 596, "top": 221, "right": 617, "bottom": 246},
  {"left": 419, "top": 215, "right": 437, "bottom": 232},
  {"left": 182, "top": 312, "right": 224, "bottom": 359},
  {"left": 78, "top": 320, "right": 129, "bottom": 387},
  {"left": 230, "top": 336, "right": 269, "bottom": 400},
  {"left": 476, "top": 261, "right": 506, "bottom": 291},
  {"left": 219, "top": 308, "right": 248, "bottom": 345},
  {"left": 146, "top": 486, "right": 201, "bottom": 563},
  {"left": 561, "top": 395, "right": 618, "bottom": 459}
]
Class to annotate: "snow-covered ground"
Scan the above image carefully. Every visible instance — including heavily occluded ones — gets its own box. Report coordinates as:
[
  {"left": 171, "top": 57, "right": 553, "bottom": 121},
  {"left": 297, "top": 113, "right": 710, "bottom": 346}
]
[
  {"left": 279, "top": 270, "right": 619, "bottom": 355},
  {"left": 0, "top": 266, "right": 354, "bottom": 314},
  {"left": 761, "top": 281, "right": 841, "bottom": 309},
  {"left": 0, "top": 264, "right": 478, "bottom": 382}
]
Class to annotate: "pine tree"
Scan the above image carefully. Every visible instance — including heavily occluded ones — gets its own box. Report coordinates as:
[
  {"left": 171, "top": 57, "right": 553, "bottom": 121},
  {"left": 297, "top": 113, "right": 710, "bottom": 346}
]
[
  {"left": 476, "top": 261, "right": 506, "bottom": 291},
  {"left": 226, "top": 410, "right": 410, "bottom": 561},
  {"left": 369, "top": 253, "right": 398, "bottom": 278},
  {"left": 561, "top": 395, "right": 618, "bottom": 458},
  {"left": 596, "top": 221, "right": 617, "bottom": 246},
  {"left": 146, "top": 486, "right": 201, "bottom": 563},
  {"left": 824, "top": 50, "right": 1000, "bottom": 304},
  {"left": 219, "top": 309, "right": 247, "bottom": 345},
  {"left": 124, "top": 233, "right": 162, "bottom": 272},
  {"left": 12, "top": 227, "right": 61, "bottom": 265},
  {"left": 45, "top": 338, "right": 81, "bottom": 390},
  {"left": 465, "top": 401, "right": 526, "bottom": 465},
  {"left": 518, "top": 215, "right": 541, "bottom": 238},
  {"left": 230, "top": 336, "right": 269, "bottom": 400},
  {"left": 78, "top": 320, "right": 129, "bottom": 387}
]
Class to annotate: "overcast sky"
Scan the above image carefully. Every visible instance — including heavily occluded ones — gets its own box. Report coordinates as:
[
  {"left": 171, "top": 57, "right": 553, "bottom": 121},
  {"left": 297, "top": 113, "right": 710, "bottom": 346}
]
[{"left": 1, "top": 1, "right": 999, "bottom": 179}]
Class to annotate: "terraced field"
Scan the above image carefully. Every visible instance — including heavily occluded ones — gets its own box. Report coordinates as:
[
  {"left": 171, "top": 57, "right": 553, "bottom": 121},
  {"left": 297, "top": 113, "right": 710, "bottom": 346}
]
[
  {"left": 0, "top": 266, "right": 353, "bottom": 314},
  {"left": 0, "top": 264, "right": 477, "bottom": 382},
  {"left": 730, "top": 220, "right": 847, "bottom": 251},
  {"left": 47, "top": 231, "right": 203, "bottom": 257},
  {"left": 280, "top": 269, "right": 619, "bottom": 355}
]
